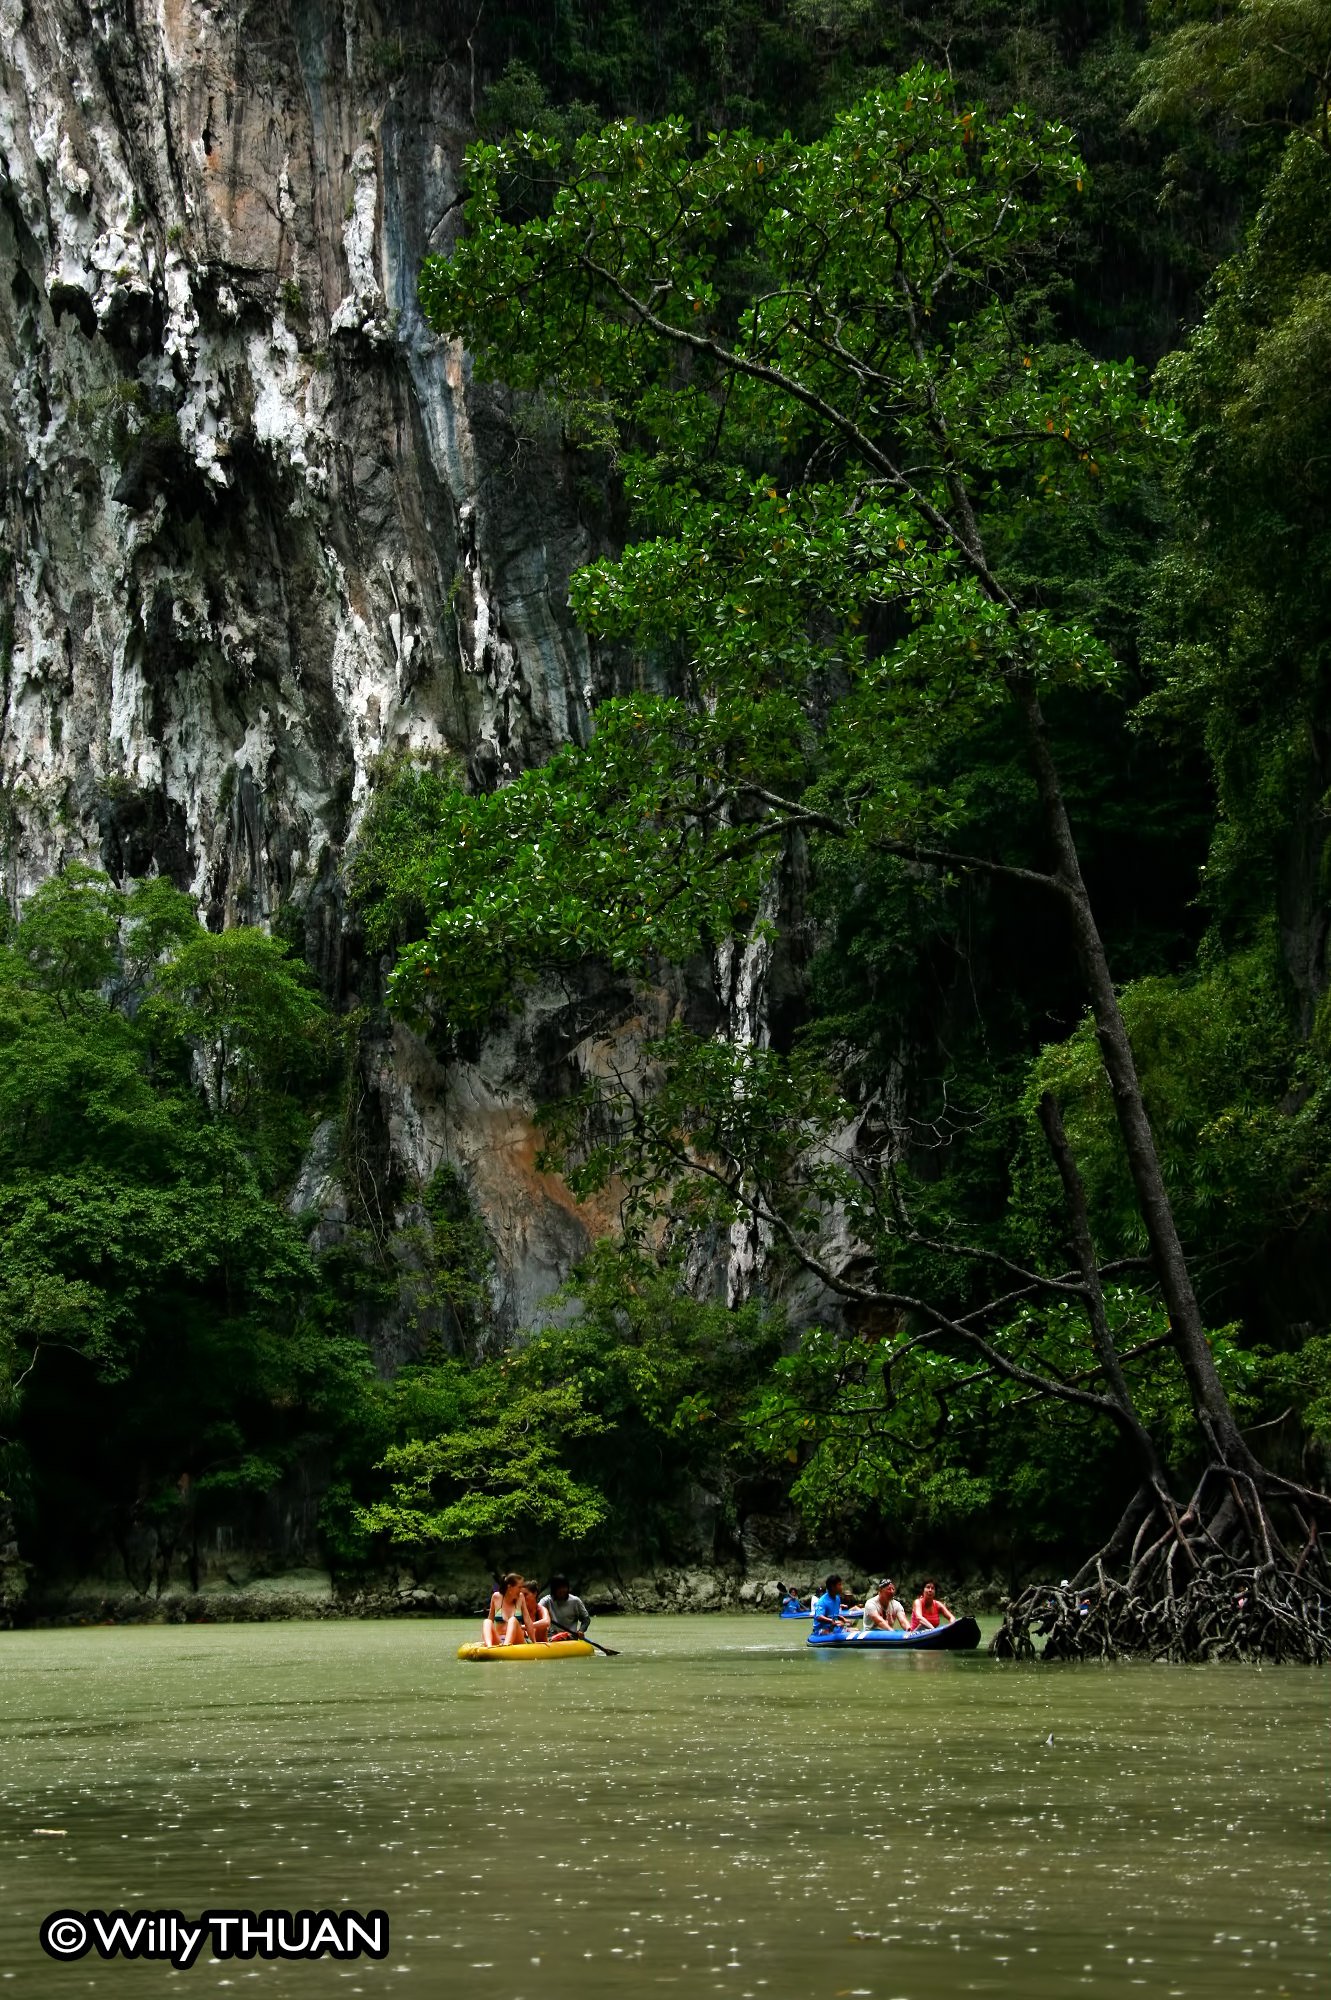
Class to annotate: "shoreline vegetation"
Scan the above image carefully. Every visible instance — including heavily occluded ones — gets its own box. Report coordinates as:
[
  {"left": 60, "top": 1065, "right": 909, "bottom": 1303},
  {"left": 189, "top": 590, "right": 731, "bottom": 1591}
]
[
  {"left": 12, "top": 1567, "right": 1001, "bottom": 1628},
  {"left": 3, "top": 1, "right": 1331, "bottom": 1664}
]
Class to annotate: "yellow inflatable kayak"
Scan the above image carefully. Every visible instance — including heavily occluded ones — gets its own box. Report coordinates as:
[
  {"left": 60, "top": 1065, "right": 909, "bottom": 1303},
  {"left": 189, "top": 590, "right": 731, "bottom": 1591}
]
[{"left": 457, "top": 1639, "right": 596, "bottom": 1663}]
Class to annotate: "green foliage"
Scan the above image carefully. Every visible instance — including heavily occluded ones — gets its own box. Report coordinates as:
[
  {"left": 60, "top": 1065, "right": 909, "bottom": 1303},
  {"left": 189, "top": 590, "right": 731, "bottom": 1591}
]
[
  {"left": 0, "top": 868, "right": 355, "bottom": 1572},
  {"left": 12, "top": 862, "right": 123, "bottom": 1002},
  {"left": 141, "top": 924, "right": 333, "bottom": 1178},
  {"left": 738, "top": 1274, "right": 1276, "bottom": 1551},
  {"left": 1023, "top": 946, "right": 1331, "bottom": 1306},
  {"left": 1145, "top": 132, "right": 1331, "bottom": 1012},
  {"left": 400, "top": 77, "right": 1168, "bottom": 1044},
  {"left": 352, "top": 1369, "right": 607, "bottom": 1552},
  {"left": 1262, "top": 1332, "right": 1331, "bottom": 1447},
  {"left": 384, "top": 699, "right": 783, "bottom": 1023},
  {"left": 397, "top": 1165, "right": 498, "bottom": 1357},
  {"left": 516, "top": 1243, "right": 782, "bottom": 1542},
  {"left": 348, "top": 756, "right": 470, "bottom": 958},
  {"left": 332, "top": 1243, "right": 782, "bottom": 1564},
  {"left": 385, "top": 64, "right": 1328, "bottom": 1562},
  {"left": 1136, "top": 0, "right": 1331, "bottom": 149},
  {"left": 356, "top": 80, "right": 1210, "bottom": 1566},
  {"left": 742, "top": 1313, "right": 1128, "bottom": 1551},
  {"left": 470, "top": 0, "right": 1237, "bottom": 364},
  {"left": 477, "top": 61, "right": 601, "bottom": 152},
  {"left": 474, "top": 0, "right": 817, "bottom": 137}
]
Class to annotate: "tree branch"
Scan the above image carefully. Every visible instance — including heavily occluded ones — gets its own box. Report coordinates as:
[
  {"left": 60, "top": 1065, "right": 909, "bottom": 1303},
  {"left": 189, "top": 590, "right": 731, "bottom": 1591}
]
[
  {"left": 740, "top": 785, "right": 1069, "bottom": 897},
  {"left": 577, "top": 252, "right": 1021, "bottom": 611},
  {"left": 649, "top": 1139, "right": 1128, "bottom": 1418}
]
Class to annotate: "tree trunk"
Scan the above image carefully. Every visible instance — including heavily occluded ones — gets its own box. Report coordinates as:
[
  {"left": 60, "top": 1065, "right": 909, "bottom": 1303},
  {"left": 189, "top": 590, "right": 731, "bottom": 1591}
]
[
  {"left": 1013, "top": 680, "right": 1259, "bottom": 1476},
  {"left": 1036, "top": 1089, "right": 1166, "bottom": 1483}
]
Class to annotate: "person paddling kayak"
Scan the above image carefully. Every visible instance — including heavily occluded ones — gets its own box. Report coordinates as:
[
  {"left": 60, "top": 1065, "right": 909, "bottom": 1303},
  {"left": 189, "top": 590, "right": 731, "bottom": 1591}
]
[
  {"left": 811, "top": 1573, "right": 862, "bottom": 1635},
  {"left": 909, "top": 1580, "right": 955, "bottom": 1630},
  {"left": 540, "top": 1575, "right": 591, "bottom": 1641}
]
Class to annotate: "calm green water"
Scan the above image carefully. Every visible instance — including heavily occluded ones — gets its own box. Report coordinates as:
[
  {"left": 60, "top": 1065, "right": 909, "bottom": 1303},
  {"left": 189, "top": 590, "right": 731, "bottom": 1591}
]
[{"left": 0, "top": 1617, "right": 1326, "bottom": 1999}]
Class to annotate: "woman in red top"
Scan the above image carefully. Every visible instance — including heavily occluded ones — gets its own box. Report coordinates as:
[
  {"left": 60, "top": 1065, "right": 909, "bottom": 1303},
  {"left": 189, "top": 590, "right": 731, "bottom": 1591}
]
[{"left": 909, "top": 1580, "right": 955, "bottom": 1630}]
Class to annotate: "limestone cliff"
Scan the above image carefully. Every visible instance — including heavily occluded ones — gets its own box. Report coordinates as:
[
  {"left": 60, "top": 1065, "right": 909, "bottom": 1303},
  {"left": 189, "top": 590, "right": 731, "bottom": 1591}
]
[{"left": 0, "top": 0, "right": 639, "bottom": 1329}]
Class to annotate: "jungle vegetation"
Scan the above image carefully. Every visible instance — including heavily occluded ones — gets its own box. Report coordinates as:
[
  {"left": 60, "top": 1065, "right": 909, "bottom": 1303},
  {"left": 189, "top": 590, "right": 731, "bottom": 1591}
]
[
  {"left": 3, "top": 0, "right": 1331, "bottom": 1651},
  {"left": 396, "top": 0, "right": 1331, "bottom": 1654}
]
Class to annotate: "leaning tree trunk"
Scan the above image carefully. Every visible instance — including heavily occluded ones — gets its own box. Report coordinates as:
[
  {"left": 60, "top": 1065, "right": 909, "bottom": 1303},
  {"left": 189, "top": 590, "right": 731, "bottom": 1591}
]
[
  {"left": 939, "top": 436, "right": 1262, "bottom": 1480},
  {"left": 917, "top": 344, "right": 1327, "bottom": 1660},
  {"left": 988, "top": 694, "right": 1331, "bottom": 1661},
  {"left": 1015, "top": 679, "right": 1263, "bottom": 1475},
  {"left": 997, "top": 825, "right": 1331, "bottom": 1658}
]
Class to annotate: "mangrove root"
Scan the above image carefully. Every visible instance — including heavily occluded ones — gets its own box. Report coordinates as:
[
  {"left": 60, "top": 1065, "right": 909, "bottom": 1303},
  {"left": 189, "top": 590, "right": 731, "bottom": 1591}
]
[{"left": 993, "top": 1466, "right": 1331, "bottom": 1664}]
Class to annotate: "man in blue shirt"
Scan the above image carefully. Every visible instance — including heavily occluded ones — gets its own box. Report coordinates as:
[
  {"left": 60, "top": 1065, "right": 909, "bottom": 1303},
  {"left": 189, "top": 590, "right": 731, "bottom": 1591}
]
[{"left": 811, "top": 1573, "right": 861, "bottom": 1635}]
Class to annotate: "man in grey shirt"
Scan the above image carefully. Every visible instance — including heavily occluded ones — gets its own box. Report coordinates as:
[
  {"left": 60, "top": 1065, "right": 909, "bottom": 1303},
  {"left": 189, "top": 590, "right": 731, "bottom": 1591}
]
[
  {"left": 539, "top": 1575, "right": 591, "bottom": 1639},
  {"left": 861, "top": 1579, "right": 910, "bottom": 1633}
]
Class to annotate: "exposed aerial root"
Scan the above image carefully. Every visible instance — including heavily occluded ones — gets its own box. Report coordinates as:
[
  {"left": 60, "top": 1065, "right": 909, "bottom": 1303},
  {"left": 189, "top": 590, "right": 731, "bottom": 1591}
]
[{"left": 993, "top": 1466, "right": 1331, "bottom": 1664}]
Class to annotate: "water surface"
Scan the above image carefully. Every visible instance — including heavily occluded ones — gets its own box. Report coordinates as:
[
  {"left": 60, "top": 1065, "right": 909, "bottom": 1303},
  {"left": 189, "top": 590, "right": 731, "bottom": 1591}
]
[{"left": 0, "top": 1616, "right": 1325, "bottom": 1997}]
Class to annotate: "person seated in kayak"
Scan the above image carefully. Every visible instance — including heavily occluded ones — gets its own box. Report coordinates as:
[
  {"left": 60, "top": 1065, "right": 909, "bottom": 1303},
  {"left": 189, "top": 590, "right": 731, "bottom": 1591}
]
[
  {"left": 520, "top": 1579, "right": 552, "bottom": 1642},
  {"left": 808, "top": 1585, "right": 861, "bottom": 1617},
  {"left": 811, "top": 1573, "right": 862, "bottom": 1634},
  {"left": 909, "top": 1580, "right": 956, "bottom": 1630},
  {"left": 861, "top": 1579, "right": 910, "bottom": 1633},
  {"left": 779, "top": 1586, "right": 803, "bottom": 1616},
  {"left": 484, "top": 1572, "right": 541, "bottom": 1646},
  {"left": 539, "top": 1575, "right": 591, "bottom": 1641}
]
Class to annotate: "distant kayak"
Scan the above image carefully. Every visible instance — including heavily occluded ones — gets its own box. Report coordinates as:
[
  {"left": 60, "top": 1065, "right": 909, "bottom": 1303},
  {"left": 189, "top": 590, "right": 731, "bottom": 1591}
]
[
  {"left": 780, "top": 1606, "right": 864, "bottom": 1620},
  {"left": 806, "top": 1616, "right": 981, "bottom": 1653},
  {"left": 457, "top": 1639, "right": 597, "bottom": 1663}
]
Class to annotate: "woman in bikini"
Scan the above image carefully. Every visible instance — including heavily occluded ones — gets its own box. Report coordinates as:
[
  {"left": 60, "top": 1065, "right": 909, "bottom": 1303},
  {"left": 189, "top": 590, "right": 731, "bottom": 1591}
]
[
  {"left": 518, "top": 1579, "right": 551, "bottom": 1643},
  {"left": 483, "top": 1572, "right": 541, "bottom": 1646}
]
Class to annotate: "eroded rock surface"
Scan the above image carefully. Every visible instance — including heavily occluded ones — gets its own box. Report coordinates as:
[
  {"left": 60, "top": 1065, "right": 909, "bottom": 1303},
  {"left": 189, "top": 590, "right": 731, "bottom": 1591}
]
[{"left": 0, "top": 0, "right": 621, "bottom": 1311}]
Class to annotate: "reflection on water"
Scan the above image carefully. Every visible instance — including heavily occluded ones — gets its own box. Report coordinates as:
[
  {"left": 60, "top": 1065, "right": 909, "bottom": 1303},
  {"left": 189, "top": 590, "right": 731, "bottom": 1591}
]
[{"left": 0, "top": 1617, "right": 1326, "bottom": 1998}]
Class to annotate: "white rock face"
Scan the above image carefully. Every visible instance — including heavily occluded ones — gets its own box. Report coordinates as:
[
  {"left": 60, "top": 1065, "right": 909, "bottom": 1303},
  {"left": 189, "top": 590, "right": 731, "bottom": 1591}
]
[{"left": 0, "top": 0, "right": 615, "bottom": 1331}]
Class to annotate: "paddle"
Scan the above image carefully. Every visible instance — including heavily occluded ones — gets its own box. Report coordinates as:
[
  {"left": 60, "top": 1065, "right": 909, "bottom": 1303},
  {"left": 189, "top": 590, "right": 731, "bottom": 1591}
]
[{"left": 511, "top": 1625, "right": 618, "bottom": 1656}]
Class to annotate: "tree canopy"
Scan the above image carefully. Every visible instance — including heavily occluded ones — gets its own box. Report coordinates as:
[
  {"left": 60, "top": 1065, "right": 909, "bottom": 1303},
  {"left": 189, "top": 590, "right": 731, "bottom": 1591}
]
[
  {"left": 408, "top": 71, "right": 1241, "bottom": 1461},
  {"left": 6, "top": 0, "right": 1331, "bottom": 1654},
  {"left": 357, "top": 43, "right": 1331, "bottom": 1654}
]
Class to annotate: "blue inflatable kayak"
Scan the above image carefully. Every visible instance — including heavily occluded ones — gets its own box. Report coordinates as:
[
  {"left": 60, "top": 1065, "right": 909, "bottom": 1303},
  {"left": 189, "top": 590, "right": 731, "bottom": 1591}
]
[{"left": 806, "top": 1616, "right": 981, "bottom": 1653}]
